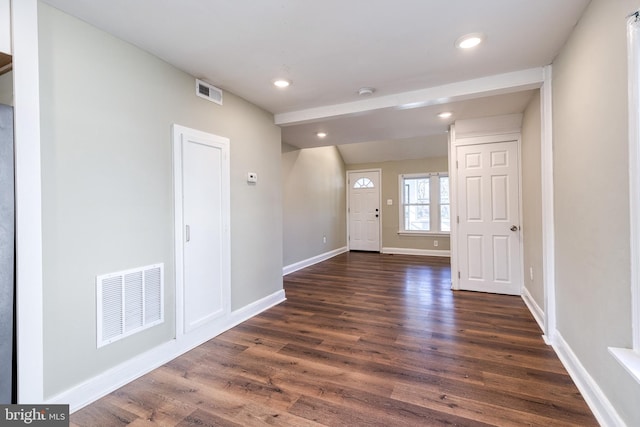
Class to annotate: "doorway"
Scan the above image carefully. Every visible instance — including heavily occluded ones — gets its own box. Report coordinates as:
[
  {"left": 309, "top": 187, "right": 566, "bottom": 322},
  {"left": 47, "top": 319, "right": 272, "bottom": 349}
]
[
  {"left": 172, "top": 125, "right": 230, "bottom": 336},
  {"left": 347, "top": 169, "right": 381, "bottom": 252},
  {"left": 453, "top": 138, "right": 523, "bottom": 295}
]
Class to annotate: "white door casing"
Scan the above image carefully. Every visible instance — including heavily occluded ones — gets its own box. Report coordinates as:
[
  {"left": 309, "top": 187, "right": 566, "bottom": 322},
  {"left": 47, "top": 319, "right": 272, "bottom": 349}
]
[
  {"left": 173, "top": 125, "right": 230, "bottom": 335},
  {"left": 455, "top": 139, "right": 522, "bottom": 295},
  {"left": 348, "top": 170, "right": 381, "bottom": 251}
]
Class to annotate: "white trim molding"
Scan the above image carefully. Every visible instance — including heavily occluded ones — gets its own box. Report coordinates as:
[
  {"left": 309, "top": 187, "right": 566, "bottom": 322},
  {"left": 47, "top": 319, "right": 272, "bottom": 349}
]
[
  {"left": 283, "top": 246, "right": 348, "bottom": 276},
  {"left": 627, "top": 11, "right": 640, "bottom": 354},
  {"left": 228, "top": 289, "right": 286, "bottom": 326},
  {"left": 47, "top": 289, "right": 286, "bottom": 413},
  {"left": 13, "top": 0, "right": 45, "bottom": 404},
  {"left": 609, "top": 347, "right": 640, "bottom": 386},
  {"left": 540, "top": 65, "right": 556, "bottom": 344},
  {"left": 398, "top": 172, "right": 450, "bottom": 235},
  {"left": 397, "top": 231, "right": 450, "bottom": 237},
  {"left": 448, "top": 127, "right": 459, "bottom": 290},
  {"left": 553, "top": 332, "right": 627, "bottom": 427},
  {"left": 381, "top": 247, "right": 450, "bottom": 257},
  {"left": 521, "top": 286, "right": 545, "bottom": 335},
  {"left": 606, "top": 14, "right": 640, "bottom": 392}
]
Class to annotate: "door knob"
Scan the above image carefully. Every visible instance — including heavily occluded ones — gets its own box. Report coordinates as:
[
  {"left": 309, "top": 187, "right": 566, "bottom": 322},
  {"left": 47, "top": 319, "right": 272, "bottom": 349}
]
[{"left": 510, "top": 225, "right": 519, "bottom": 232}]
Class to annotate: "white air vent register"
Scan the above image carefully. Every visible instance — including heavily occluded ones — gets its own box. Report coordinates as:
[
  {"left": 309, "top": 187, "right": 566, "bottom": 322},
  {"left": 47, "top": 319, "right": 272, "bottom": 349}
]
[
  {"left": 196, "top": 79, "right": 223, "bottom": 105},
  {"left": 96, "top": 263, "right": 164, "bottom": 348}
]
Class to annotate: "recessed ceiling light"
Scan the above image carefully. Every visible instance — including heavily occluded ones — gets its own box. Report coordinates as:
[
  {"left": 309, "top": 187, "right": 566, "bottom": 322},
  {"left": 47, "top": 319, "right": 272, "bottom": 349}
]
[
  {"left": 316, "top": 132, "right": 327, "bottom": 138},
  {"left": 358, "top": 87, "right": 375, "bottom": 96},
  {"left": 438, "top": 112, "right": 453, "bottom": 119},
  {"left": 456, "top": 33, "right": 484, "bottom": 49},
  {"left": 273, "top": 79, "right": 291, "bottom": 88}
]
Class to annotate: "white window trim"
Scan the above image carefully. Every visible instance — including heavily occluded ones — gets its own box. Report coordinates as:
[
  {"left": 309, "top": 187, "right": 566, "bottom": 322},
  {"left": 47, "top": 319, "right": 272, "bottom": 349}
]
[
  {"left": 397, "top": 231, "right": 450, "bottom": 237},
  {"left": 630, "top": 11, "right": 640, "bottom": 356},
  {"left": 398, "top": 172, "right": 450, "bottom": 235},
  {"left": 609, "top": 11, "right": 640, "bottom": 386}
]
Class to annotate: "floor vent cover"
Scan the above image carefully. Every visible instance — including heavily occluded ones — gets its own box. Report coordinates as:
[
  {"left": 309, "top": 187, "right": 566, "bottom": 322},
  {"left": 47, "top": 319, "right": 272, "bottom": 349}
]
[{"left": 97, "top": 263, "right": 164, "bottom": 348}]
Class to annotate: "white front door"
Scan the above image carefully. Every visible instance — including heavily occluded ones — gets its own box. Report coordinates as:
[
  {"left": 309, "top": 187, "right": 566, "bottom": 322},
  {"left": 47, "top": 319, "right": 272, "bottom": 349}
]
[
  {"left": 348, "top": 170, "right": 381, "bottom": 251},
  {"left": 456, "top": 140, "right": 522, "bottom": 295},
  {"left": 173, "top": 125, "right": 230, "bottom": 334}
]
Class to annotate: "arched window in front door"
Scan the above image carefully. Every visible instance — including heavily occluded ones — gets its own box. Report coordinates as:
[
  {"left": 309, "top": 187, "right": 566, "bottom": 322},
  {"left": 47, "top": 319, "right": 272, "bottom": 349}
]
[{"left": 353, "top": 177, "right": 375, "bottom": 189}]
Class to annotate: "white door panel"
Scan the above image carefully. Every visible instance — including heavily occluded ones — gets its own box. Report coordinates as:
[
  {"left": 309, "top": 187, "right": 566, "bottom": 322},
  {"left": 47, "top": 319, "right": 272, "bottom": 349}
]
[
  {"left": 457, "top": 141, "right": 521, "bottom": 295},
  {"left": 348, "top": 171, "right": 381, "bottom": 251},
  {"left": 174, "top": 125, "right": 230, "bottom": 335},
  {"left": 467, "top": 235, "right": 484, "bottom": 279},
  {"left": 183, "top": 139, "right": 223, "bottom": 331}
]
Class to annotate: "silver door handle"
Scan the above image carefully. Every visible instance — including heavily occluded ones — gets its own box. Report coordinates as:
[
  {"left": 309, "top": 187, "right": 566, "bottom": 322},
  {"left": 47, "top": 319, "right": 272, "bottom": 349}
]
[
  {"left": 510, "top": 225, "right": 519, "bottom": 232},
  {"left": 185, "top": 224, "right": 191, "bottom": 242}
]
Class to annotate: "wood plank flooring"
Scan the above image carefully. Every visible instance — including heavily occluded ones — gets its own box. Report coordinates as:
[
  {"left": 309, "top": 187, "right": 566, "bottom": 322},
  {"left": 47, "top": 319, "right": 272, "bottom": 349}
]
[{"left": 70, "top": 252, "right": 598, "bottom": 426}]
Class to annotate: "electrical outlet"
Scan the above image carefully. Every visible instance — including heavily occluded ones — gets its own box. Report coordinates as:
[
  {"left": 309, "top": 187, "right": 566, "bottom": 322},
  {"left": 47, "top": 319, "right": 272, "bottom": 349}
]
[
  {"left": 323, "top": 235, "right": 327, "bottom": 244},
  {"left": 529, "top": 267, "right": 534, "bottom": 281},
  {"left": 434, "top": 240, "right": 438, "bottom": 247}
]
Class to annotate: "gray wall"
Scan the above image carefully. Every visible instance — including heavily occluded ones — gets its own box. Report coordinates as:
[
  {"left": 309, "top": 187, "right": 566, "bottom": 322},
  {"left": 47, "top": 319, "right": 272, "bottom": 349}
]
[
  {"left": 0, "top": 103, "right": 13, "bottom": 403},
  {"left": 38, "top": 3, "right": 282, "bottom": 398},
  {"left": 521, "top": 91, "right": 544, "bottom": 309},
  {"left": 282, "top": 143, "right": 346, "bottom": 267},
  {"left": 0, "top": 71, "right": 11, "bottom": 105},
  {"left": 347, "top": 157, "right": 450, "bottom": 252},
  {"left": 552, "top": 0, "right": 640, "bottom": 424}
]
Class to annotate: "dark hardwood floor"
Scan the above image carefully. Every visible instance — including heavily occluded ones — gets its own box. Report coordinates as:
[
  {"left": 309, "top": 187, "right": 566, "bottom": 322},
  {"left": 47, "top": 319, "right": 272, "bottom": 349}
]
[{"left": 71, "top": 252, "right": 598, "bottom": 426}]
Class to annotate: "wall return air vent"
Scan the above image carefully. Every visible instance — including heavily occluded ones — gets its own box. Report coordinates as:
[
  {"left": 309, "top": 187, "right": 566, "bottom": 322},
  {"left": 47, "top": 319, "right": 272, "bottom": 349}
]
[
  {"left": 96, "top": 263, "right": 164, "bottom": 348},
  {"left": 196, "top": 79, "right": 223, "bottom": 105}
]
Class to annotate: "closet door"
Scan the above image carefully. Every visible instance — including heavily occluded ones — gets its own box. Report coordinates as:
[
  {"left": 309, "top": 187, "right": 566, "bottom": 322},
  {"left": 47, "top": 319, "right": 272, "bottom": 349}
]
[{"left": 173, "top": 125, "right": 231, "bottom": 336}]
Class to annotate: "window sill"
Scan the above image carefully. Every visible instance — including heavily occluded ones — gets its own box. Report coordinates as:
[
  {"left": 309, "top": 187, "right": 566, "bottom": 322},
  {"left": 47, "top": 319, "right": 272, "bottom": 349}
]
[
  {"left": 397, "top": 231, "right": 450, "bottom": 237},
  {"left": 609, "top": 347, "right": 640, "bottom": 385}
]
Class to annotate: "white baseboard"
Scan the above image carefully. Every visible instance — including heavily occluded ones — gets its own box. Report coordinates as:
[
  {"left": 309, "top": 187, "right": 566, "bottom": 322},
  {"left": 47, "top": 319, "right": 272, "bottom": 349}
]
[
  {"left": 552, "top": 332, "right": 627, "bottom": 427},
  {"left": 283, "top": 246, "right": 348, "bottom": 275},
  {"left": 47, "top": 289, "right": 286, "bottom": 413},
  {"left": 381, "top": 247, "right": 451, "bottom": 257},
  {"left": 521, "top": 286, "right": 545, "bottom": 334},
  {"left": 228, "top": 289, "right": 286, "bottom": 326}
]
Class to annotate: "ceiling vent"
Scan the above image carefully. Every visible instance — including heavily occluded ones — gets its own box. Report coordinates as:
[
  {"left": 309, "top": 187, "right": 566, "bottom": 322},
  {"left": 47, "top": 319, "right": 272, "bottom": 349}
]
[{"left": 196, "top": 79, "right": 223, "bottom": 105}]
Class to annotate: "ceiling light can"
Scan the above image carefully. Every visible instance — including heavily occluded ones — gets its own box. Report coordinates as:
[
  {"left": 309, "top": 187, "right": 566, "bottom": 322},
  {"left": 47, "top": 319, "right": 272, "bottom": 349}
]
[
  {"left": 358, "top": 87, "right": 375, "bottom": 96},
  {"left": 456, "top": 33, "right": 485, "bottom": 49},
  {"left": 273, "top": 79, "right": 291, "bottom": 88}
]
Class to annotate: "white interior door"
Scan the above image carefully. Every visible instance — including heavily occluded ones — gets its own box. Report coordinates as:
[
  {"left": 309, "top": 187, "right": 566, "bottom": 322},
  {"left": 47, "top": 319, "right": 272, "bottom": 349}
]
[
  {"left": 456, "top": 140, "right": 522, "bottom": 295},
  {"left": 348, "top": 170, "right": 381, "bottom": 251},
  {"left": 174, "top": 125, "right": 230, "bottom": 334}
]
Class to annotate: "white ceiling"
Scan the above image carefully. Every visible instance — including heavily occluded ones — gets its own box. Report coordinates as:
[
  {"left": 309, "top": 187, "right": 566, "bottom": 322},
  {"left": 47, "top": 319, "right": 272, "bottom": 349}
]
[
  {"left": 42, "top": 0, "right": 589, "bottom": 163},
  {"left": 337, "top": 135, "right": 449, "bottom": 165}
]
